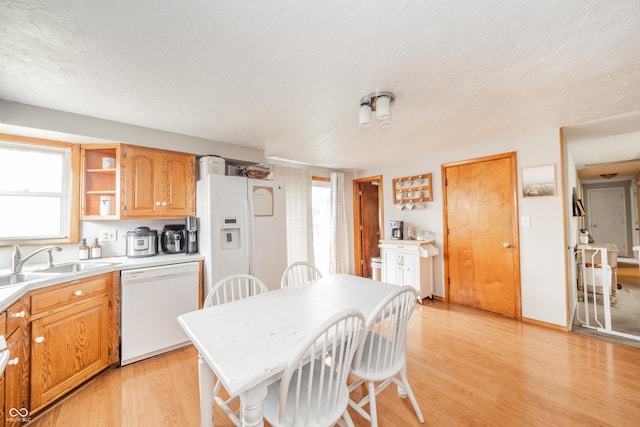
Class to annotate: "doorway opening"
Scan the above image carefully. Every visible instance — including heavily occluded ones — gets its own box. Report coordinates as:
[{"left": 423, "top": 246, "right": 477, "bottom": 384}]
[
  {"left": 353, "top": 176, "right": 383, "bottom": 278},
  {"left": 563, "top": 124, "right": 640, "bottom": 345}
]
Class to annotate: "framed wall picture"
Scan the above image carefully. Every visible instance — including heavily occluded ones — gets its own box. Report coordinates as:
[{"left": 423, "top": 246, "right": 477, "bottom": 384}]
[{"left": 522, "top": 164, "right": 556, "bottom": 197}]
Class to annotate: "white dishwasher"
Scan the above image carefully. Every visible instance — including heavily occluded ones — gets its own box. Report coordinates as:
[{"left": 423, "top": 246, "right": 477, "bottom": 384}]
[{"left": 121, "top": 261, "right": 200, "bottom": 366}]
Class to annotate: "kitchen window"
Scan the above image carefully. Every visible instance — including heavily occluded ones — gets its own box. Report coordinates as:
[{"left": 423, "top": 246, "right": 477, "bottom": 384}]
[{"left": 0, "top": 136, "right": 80, "bottom": 244}]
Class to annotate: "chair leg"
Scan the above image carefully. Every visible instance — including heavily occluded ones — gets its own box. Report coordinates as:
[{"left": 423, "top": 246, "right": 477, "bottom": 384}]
[
  {"left": 342, "top": 409, "right": 356, "bottom": 427},
  {"left": 397, "top": 371, "right": 425, "bottom": 423},
  {"left": 348, "top": 378, "right": 372, "bottom": 421},
  {"left": 367, "top": 381, "right": 379, "bottom": 427}
]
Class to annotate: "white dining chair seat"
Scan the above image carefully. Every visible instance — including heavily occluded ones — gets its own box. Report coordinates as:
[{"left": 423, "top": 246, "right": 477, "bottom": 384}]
[
  {"left": 263, "top": 362, "right": 350, "bottom": 427},
  {"left": 263, "top": 309, "right": 365, "bottom": 427},
  {"left": 348, "top": 286, "right": 424, "bottom": 426},
  {"left": 350, "top": 333, "right": 404, "bottom": 380}
]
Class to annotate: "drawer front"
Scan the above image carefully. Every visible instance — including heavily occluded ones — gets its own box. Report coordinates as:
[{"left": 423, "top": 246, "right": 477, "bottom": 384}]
[
  {"left": 31, "top": 274, "right": 110, "bottom": 316},
  {"left": 6, "top": 299, "right": 25, "bottom": 337}
]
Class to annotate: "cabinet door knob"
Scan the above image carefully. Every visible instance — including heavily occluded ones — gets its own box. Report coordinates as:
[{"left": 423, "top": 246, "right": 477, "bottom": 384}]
[
  {"left": 8, "top": 357, "right": 19, "bottom": 365},
  {"left": 74, "top": 290, "right": 83, "bottom": 296},
  {"left": 503, "top": 242, "right": 512, "bottom": 249},
  {"left": 161, "top": 201, "right": 167, "bottom": 206},
  {"left": 34, "top": 336, "right": 45, "bottom": 344},
  {"left": 12, "top": 311, "right": 25, "bottom": 318},
  {"left": 155, "top": 201, "right": 161, "bottom": 206}
]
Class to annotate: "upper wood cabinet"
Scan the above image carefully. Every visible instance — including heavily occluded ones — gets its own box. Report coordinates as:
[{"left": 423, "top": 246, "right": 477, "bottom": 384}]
[
  {"left": 80, "top": 144, "right": 121, "bottom": 219},
  {"left": 81, "top": 144, "right": 195, "bottom": 219},
  {"left": 120, "top": 145, "right": 196, "bottom": 218}
]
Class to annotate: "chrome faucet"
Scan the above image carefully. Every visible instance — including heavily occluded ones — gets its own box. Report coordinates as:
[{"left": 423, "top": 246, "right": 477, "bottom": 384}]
[{"left": 11, "top": 245, "right": 63, "bottom": 273}]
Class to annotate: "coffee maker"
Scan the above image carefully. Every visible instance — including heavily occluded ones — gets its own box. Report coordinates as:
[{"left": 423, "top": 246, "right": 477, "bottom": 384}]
[
  {"left": 389, "top": 220, "right": 404, "bottom": 240},
  {"left": 186, "top": 216, "right": 199, "bottom": 254}
]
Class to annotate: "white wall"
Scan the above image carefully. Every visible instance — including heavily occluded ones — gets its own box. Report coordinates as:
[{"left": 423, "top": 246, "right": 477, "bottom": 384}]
[
  {"left": 356, "top": 129, "right": 569, "bottom": 327},
  {"left": 0, "top": 102, "right": 355, "bottom": 273},
  {"left": 0, "top": 100, "right": 264, "bottom": 162}
]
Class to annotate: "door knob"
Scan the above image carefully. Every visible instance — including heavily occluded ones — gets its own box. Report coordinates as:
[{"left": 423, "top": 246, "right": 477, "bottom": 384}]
[{"left": 503, "top": 242, "right": 512, "bottom": 248}]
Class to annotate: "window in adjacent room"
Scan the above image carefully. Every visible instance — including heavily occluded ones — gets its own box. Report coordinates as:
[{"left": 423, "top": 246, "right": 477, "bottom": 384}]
[
  {"left": 311, "top": 177, "right": 331, "bottom": 276},
  {"left": 0, "top": 136, "right": 79, "bottom": 244}
]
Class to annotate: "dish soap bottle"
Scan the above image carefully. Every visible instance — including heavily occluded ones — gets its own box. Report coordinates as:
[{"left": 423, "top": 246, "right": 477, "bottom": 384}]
[
  {"left": 91, "top": 238, "right": 102, "bottom": 259},
  {"left": 79, "top": 239, "right": 90, "bottom": 260}
]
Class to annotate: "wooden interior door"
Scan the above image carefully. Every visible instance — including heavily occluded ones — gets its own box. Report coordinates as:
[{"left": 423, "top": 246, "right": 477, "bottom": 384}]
[
  {"left": 443, "top": 152, "right": 521, "bottom": 318},
  {"left": 353, "top": 177, "right": 383, "bottom": 278}
]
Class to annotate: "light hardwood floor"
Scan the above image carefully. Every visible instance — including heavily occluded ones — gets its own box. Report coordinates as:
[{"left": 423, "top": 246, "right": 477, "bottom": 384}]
[{"left": 28, "top": 300, "right": 640, "bottom": 427}]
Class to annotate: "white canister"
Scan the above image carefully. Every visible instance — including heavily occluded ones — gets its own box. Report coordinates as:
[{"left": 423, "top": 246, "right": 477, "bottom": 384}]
[
  {"left": 102, "top": 157, "right": 116, "bottom": 169},
  {"left": 100, "top": 196, "right": 115, "bottom": 216}
]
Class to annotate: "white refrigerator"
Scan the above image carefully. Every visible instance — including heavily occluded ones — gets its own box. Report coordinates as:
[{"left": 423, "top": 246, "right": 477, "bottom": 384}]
[{"left": 197, "top": 173, "right": 288, "bottom": 292}]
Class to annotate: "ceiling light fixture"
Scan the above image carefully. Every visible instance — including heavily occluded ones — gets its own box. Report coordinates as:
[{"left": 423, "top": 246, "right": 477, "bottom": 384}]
[
  {"left": 359, "top": 92, "right": 395, "bottom": 127},
  {"left": 599, "top": 173, "right": 618, "bottom": 179}
]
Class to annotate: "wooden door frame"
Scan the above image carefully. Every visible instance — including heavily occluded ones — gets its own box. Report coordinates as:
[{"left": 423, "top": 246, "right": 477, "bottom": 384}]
[
  {"left": 441, "top": 152, "right": 522, "bottom": 319},
  {"left": 353, "top": 175, "right": 384, "bottom": 277}
]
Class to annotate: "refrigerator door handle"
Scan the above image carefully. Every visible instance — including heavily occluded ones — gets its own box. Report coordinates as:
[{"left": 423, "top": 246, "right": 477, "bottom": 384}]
[{"left": 244, "top": 198, "right": 254, "bottom": 275}]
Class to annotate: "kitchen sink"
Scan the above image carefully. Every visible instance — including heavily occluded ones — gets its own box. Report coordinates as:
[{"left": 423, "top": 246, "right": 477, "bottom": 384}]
[
  {"left": 35, "top": 262, "right": 114, "bottom": 274},
  {"left": 0, "top": 272, "right": 55, "bottom": 287}
]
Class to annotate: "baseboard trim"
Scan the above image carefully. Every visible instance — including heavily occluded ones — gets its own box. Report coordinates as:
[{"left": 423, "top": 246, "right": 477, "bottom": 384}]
[{"left": 522, "top": 316, "right": 569, "bottom": 332}]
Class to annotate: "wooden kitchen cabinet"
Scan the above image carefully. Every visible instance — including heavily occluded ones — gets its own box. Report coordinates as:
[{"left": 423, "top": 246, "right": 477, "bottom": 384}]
[
  {"left": 380, "top": 240, "right": 439, "bottom": 302},
  {"left": 120, "top": 145, "right": 196, "bottom": 218},
  {"left": 80, "top": 144, "right": 121, "bottom": 219},
  {"left": 29, "top": 273, "right": 112, "bottom": 413},
  {"left": 0, "top": 312, "right": 4, "bottom": 424},
  {"left": 81, "top": 143, "right": 195, "bottom": 219},
  {"left": 4, "top": 298, "right": 29, "bottom": 427}
]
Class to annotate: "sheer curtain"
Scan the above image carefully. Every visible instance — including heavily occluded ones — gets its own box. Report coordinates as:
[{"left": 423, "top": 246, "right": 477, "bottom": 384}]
[
  {"left": 330, "top": 172, "right": 349, "bottom": 274},
  {"left": 272, "top": 164, "right": 315, "bottom": 265}
]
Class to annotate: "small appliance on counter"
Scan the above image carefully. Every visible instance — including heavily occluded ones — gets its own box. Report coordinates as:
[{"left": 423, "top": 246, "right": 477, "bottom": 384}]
[
  {"left": 186, "top": 216, "right": 199, "bottom": 254},
  {"left": 389, "top": 220, "right": 404, "bottom": 240},
  {"left": 125, "top": 226, "right": 158, "bottom": 258},
  {"left": 161, "top": 224, "right": 186, "bottom": 254},
  {"left": 406, "top": 225, "right": 416, "bottom": 240}
]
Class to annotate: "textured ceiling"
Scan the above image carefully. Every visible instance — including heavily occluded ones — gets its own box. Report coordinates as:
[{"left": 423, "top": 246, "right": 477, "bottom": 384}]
[{"left": 1, "top": 0, "right": 640, "bottom": 171}]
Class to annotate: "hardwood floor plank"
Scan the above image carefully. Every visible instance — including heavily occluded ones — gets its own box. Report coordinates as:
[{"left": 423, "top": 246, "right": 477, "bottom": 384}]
[{"left": 28, "top": 300, "right": 640, "bottom": 427}]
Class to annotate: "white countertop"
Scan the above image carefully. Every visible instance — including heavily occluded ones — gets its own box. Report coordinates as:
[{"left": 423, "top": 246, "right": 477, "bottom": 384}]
[{"left": 0, "top": 253, "right": 204, "bottom": 311}]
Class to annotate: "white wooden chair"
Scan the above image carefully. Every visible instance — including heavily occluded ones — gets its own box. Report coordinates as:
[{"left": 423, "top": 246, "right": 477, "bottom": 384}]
[
  {"left": 280, "top": 261, "right": 323, "bottom": 288},
  {"left": 203, "top": 274, "right": 269, "bottom": 426},
  {"left": 348, "top": 287, "right": 424, "bottom": 426},
  {"left": 204, "top": 273, "right": 269, "bottom": 308},
  {"left": 262, "top": 309, "right": 365, "bottom": 427}
]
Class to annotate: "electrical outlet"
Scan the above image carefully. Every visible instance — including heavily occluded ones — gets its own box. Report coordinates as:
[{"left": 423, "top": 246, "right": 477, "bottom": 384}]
[{"left": 100, "top": 230, "right": 117, "bottom": 242}]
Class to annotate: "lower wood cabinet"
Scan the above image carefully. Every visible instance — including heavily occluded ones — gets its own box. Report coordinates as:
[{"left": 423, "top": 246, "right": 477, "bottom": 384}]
[
  {"left": 28, "top": 273, "right": 113, "bottom": 413},
  {"left": 0, "top": 271, "right": 120, "bottom": 419},
  {"left": 4, "top": 298, "right": 29, "bottom": 427}
]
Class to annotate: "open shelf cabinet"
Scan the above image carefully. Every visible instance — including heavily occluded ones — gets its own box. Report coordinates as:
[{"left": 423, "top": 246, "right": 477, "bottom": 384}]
[{"left": 81, "top": 145, "right": 120, "bottom": 219}]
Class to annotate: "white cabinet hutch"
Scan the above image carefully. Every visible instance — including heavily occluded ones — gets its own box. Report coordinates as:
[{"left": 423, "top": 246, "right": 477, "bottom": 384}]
[{"left": 380, "top": 240, "right": 439, "bottom": 302}]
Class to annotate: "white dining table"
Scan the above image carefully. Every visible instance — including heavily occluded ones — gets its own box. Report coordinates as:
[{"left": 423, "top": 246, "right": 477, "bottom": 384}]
[{"left": 177, "top": 273, "right": 401, "bottom": 427}]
